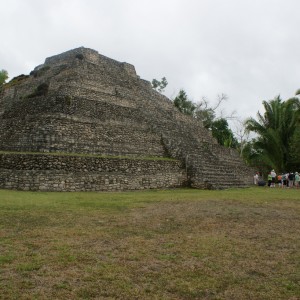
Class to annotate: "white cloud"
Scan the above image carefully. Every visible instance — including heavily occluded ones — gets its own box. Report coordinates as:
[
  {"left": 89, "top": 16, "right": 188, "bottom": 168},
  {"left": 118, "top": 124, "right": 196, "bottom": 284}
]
[{"left": 1, "top": 0, "right": 300, "bottom": 121}]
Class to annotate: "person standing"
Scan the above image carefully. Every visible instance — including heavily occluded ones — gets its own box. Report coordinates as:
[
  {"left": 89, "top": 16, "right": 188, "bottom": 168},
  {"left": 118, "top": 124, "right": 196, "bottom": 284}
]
[
  {"left": 295, "top": 172, "right": 300, "bottom": 188},
  {"left": 254, "top": 173, "right": 259, "bottom": 185},
  {"left": 267, "top": 172, "right": 272, "bottom": 187},
  {"left": 288, "top": 172, "right": 294, "bottom": 188},
  {"left": 286, "top": 172, "right": 290, "bottom": 187},
  {"left": 281, "top": 173, "right": 286, "bottom": 188},
  {"left": 270, "top": 169, "right": 276, "bottom": 187},
  {"left": 277, "top": 174, "right": 282, "bottom": 188}
]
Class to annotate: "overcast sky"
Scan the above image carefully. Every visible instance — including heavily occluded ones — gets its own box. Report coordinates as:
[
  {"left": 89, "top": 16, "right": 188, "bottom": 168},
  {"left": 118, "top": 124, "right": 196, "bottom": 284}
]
[{"left": 1, "top": 0, "right": 300, "bottom": 121}]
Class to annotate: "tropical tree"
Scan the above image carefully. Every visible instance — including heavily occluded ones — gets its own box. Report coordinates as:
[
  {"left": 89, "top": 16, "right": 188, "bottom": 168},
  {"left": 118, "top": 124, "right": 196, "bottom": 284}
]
[
  {"left": 173, "top": 90, "right": 238, "bottom": 148},
  {"left": 244, "top": 96, "right": 300, "bottom": 172},
  {"left": 232, "top": 118, "right": 251, "bottom": 156},
  {"left": 0, "top": 69, "right": 8, "bottom": 89},
  {"left": 194, "top": 93, "right": 232, "bottom": 129},
  {"left": 151, "top": 77, "right": 168, "bottom": 93},
  {"left": 210, "top": 118, "right": 238, "bottom": 148},
  {"left": 194, "top": 100, "right": 215, "bottom": 128},
  {"left": 289, "top": 123, "right": 300, "bottom": 169},
  {"left": 173, "top": 89, "right": 196, "bottom": 116},
  {"left": 289, "top": 87, "right": 300, "bottom": 169}
]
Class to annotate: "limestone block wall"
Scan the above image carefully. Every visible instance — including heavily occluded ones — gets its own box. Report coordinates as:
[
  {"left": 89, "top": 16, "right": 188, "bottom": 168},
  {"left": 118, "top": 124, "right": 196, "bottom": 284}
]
[
  {"left": 0, "top": 115, "right": 165, "bottom": 156},
  {"left": 44, "top": 47, "right": 138, "bottom": 80},
  {"left": 0, "top": 153, "right": 186, "bottom": 191},
  {"left": 0, "top": 52, "right": 214, "bottom": 158},
  {"left": 0, "top": 47, "right": 254, "bottom": 190}
]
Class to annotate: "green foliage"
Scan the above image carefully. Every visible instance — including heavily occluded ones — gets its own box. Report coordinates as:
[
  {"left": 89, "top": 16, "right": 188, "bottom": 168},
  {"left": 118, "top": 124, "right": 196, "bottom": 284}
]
[
  {"left": 64, "top": 95, "right": 72, "bottom": 106},
  {"left": 194, "top": 94, "right": 230, "bottom": 130},
  {"left": 241, "top": 140, "right": 266, "bottom": 170},
  {"left": 151, "top": 77, "right": 168, "bottom": 93},
  {"left": 173, "top": 89, "right": 196, "bottom": 116},
  {"left": 210, "top": 118, "right": 238, "bottom": 148},
  {"left": 26, "top": 82, "right": 49, "bottom": 98},
  {"left": 289, "top": 123, "right": 300, "bottom": 169},
  {"left": 75, "top": 53, "right": 84, "bottom": 60},
  {"left": 245, "top": 96, "right": 300, "bottom": 172},
  {"left": 173, "top": 90, "right": 237, "bottom": 148},
  {"left": 195, "top": 106, "right": 215, "bottom": 128},
  {"left": 0, "top": 69, "right": 8, "bottom": 86},
  {"left": 3, "top": 74, "right": 30, "bottom": 89},
  {"left": 0, "top": 69, "right": 9, "bottom": 93}
]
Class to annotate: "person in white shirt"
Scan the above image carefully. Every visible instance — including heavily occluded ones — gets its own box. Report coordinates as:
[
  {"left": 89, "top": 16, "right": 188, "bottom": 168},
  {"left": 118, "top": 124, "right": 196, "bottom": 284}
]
[
  {"left": 254, "top": 173, "right": 259, "bottom": 185},
  {"left": 270, "top": 169, "right": 276, "bottom": 187}
]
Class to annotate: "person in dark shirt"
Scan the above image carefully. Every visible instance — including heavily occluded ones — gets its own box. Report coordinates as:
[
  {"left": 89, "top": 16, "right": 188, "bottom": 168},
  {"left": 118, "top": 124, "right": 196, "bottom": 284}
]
[{"left": 288, "top": 172, "right": 295, "bottom": 188}]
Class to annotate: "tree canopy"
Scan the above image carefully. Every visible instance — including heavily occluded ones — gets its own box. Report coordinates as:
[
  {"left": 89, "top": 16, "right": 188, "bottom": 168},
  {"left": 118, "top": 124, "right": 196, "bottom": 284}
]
[
  {"left": 244, "top": 96, "right": 300, "bottom": 172},
  {"left": 173, "top": 89, "right": 196, "bottom": 116},
  {"left": 173, "top": 89, "right": 237, "bottom": 148},
  {"left": 210, "top": 118, "right": 238, "bottom": 148},
  {"left": 151, "top": 77, "right": 168, "bottom": 93},
  {"left": 0, "top": 69, "right": 8, "bottom": 87}
]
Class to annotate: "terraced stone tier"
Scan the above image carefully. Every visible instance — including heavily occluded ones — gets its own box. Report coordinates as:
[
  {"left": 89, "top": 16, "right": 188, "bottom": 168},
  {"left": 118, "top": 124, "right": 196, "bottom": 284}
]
[{"left": 0, "top": 47, "right": 254, "bottom": 190}]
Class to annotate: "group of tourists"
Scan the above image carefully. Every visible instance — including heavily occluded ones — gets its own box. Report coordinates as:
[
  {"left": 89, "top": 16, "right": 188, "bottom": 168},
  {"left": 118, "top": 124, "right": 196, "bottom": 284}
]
[{"left": 254, "top": 170, "right": 300, "bottom": 188}]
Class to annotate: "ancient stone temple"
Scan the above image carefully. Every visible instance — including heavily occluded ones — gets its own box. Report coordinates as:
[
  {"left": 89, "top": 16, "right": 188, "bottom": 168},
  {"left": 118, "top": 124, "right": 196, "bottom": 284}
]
[{"left": 0, "top": 47, "right": 253, "bottom": 191}]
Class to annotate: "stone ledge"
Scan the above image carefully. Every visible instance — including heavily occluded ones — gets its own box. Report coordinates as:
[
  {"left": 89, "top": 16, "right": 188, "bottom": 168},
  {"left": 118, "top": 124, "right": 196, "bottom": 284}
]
[{"left": 0, "top": 153, "right": 186, "bottom": 191}]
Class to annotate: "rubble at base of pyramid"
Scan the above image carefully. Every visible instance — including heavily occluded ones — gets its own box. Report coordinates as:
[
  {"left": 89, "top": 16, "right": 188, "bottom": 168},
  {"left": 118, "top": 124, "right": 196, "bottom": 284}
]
[{"left": 0, "top": 47, "right": 253, "bottom": 191}]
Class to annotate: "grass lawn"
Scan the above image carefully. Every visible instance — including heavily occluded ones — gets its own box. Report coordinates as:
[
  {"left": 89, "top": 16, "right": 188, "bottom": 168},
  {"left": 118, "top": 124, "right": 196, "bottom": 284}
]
[{"left": 0, "top": 187, "right": 299, "bottom": 299}]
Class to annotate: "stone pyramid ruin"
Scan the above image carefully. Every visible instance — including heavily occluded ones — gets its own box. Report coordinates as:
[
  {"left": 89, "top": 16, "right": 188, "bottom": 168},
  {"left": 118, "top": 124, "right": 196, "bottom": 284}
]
[{"left": 0, "top": 47, "right": 253, "bottom": 191}]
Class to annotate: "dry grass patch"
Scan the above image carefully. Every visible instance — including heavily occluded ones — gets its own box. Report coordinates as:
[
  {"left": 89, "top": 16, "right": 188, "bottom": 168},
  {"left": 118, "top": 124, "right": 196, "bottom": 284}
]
[{"left": 0, "top": 188, "right": 299, "bottom": 299}]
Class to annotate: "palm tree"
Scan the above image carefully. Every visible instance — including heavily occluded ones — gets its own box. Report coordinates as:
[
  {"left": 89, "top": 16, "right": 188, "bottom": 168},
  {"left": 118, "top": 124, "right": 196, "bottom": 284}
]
[
  {"left": 289, "top": 88, "right": 300, "bottom": 168},
  {"left": 245, "top": 96, "right": 300, "bottom": 172}
]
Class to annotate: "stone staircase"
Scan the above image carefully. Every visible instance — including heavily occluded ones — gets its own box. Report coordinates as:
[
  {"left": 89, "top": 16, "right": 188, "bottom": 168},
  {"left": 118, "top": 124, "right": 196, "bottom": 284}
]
[{"left": 161, "top": 134, "right": 249, "bottom": 189}]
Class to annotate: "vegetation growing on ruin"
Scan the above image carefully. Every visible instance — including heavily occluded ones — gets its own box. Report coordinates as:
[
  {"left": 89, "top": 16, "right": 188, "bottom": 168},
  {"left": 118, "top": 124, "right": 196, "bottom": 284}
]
[
  {"left": 25, "top": 82, "right": 49, "bottom": 98},
  {"left": 0, "top": 69, "right": 8, "bottom": 87},
  {"left": 75, "top": 53, "right": 84, "bottom": 60},
  {"left": 3, "top": 74, "right": 30, "bottom": 89}
]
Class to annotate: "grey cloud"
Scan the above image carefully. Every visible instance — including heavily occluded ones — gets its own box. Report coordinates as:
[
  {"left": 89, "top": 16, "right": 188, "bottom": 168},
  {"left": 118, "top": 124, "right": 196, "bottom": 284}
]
[{"left": 1, "top": 0, "right": 300, "bottom": 121}]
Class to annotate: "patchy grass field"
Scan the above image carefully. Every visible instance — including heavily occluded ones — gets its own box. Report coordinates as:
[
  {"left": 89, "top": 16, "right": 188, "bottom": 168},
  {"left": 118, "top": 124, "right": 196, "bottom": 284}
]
[{"left": 0, "top": 187, "right": 299, "bottom": 299}]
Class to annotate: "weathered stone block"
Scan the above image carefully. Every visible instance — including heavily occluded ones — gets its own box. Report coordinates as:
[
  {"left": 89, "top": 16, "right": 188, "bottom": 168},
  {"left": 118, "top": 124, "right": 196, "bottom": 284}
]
[{"left": 0, "top": 47, "right": 254, "bottom": 191}]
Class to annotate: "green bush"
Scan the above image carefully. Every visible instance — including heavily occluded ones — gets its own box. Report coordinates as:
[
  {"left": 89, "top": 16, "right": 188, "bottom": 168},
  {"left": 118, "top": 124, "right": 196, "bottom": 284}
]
[
  {"left": 64, "top": 95, "right": 72, "bottom": 105},
  {"left": 75, "top": 53, "right": 84, "bottom": 60},
  {"left": 26, "top": 83, "right": 49, "bottom": 98},
  {"left": 4, "top": 74, "right": 30, "bottom": 88}
]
